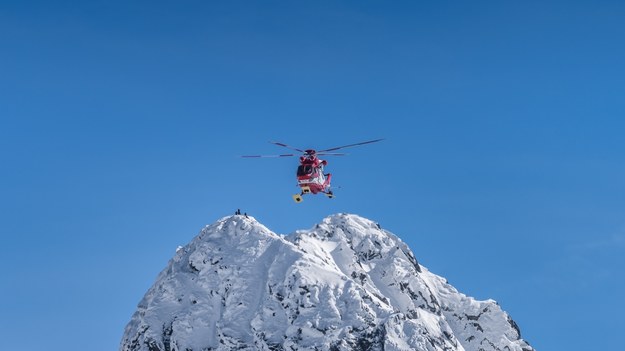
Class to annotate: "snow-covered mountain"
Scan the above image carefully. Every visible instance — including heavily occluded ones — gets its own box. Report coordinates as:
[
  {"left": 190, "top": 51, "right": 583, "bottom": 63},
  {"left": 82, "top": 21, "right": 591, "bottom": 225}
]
[{"left": 121, "top": 214, "right": 533, "bottom": 351}]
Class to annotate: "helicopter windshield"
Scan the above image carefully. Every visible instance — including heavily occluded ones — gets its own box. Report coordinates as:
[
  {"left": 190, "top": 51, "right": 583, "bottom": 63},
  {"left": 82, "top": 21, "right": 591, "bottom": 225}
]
[{"left": 297, "top": 165, "right": 314, "bottom": 176}]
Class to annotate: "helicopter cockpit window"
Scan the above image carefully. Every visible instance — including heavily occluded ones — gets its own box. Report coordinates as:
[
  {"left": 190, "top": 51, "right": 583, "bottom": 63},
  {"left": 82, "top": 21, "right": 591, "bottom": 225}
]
[{"left": 297, "top": 165, "right": 314, "bottom": 176}]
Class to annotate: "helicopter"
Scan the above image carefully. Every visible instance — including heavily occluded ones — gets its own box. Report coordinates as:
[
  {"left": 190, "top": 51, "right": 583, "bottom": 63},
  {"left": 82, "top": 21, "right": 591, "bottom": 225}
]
[{"left": 242, "top": 139, "right": 383, "bottom": 203}]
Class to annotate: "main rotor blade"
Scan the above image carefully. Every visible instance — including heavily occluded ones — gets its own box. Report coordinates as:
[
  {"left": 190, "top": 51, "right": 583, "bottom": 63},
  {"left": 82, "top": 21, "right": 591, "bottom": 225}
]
[
  {"left": 241, "top": 154, "right": 295, "bottom": 158},
  {"left": 316, "top": 152, "right": 348, "bottom": 156},
  {"left": 269, "top": 141, "right": 305, "bottom": 153},
  {"left": 318, "top": 138, "right": 384, "bottom": 152}
]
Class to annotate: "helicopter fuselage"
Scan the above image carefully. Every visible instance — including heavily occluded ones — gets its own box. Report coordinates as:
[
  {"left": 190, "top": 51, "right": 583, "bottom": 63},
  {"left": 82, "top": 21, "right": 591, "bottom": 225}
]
[{"left": 296, "top": 154, "right": 331, "bottom": 194}]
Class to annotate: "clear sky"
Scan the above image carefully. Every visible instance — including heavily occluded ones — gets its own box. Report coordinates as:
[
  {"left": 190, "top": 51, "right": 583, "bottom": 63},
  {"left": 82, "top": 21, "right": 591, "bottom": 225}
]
[{"left": 1, "top": 1, "right": 624, "bottom": 350}]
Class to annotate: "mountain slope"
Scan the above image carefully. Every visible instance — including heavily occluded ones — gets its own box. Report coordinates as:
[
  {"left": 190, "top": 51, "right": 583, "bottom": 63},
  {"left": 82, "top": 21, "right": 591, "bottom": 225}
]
[{"left": 121, "top": 214, "right": 533, "bottom": 351}]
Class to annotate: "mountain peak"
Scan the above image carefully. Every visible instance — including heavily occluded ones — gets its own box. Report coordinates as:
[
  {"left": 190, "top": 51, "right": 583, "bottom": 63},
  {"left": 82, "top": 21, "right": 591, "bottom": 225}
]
[
  {"left": 121, "top": 213, "right": 533, "bottom": 351},
  {"left": 295, "top": 213, "right": 422, "bottom": 275},
  {"left": 190, "top": 214, "right": 277, "bottom": 246},
  {"left": 293, "top": 213, "right": 392, "bottom": 247}
]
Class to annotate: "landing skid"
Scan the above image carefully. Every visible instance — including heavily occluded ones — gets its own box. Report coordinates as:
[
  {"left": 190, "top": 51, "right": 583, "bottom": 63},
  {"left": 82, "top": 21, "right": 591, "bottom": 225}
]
[{"left": 292, "top": 191, "right": 334, "bottom": 203}]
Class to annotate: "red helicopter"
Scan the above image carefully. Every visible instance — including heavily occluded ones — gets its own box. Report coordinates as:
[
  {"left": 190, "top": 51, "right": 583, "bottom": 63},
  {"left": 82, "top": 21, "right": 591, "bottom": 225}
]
[{"left": 243, "top": 139, "right": 383, "bottom": 203}]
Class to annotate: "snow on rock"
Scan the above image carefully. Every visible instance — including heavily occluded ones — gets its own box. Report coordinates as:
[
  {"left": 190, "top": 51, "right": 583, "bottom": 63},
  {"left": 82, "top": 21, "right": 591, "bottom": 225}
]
[{"left": 120, "top": 213, "right": 534, "bottom": 351}]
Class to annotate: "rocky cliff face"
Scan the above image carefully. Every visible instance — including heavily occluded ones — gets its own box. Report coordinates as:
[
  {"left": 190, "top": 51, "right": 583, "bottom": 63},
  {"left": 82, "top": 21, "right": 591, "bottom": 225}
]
[{"left": 120, "top": 214, "right": 533, "bottom": 351}]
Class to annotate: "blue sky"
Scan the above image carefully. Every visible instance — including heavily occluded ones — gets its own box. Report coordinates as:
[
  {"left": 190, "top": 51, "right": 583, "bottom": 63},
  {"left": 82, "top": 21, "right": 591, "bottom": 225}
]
[{"left": 1, "top": 1, "right": 624, "bottom": 350}]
